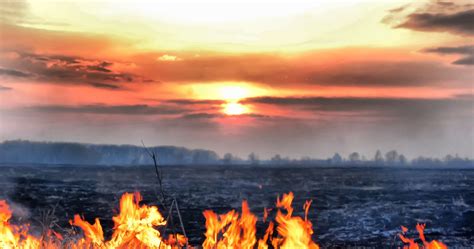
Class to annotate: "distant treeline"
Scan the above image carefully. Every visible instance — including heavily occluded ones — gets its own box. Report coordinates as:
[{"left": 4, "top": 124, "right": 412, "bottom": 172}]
[
  {"left": 0, "top": 140, "right": 473, "bottom": 167},
  {"left": 0, "top": 140, "right": 219, "bottom": 165}
]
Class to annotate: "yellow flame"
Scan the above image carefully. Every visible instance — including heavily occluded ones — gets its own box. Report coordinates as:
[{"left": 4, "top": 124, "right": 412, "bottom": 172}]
[
  {"left": 203, "top": 192, "right": 320, "bottom": 249},
  {"left": 0, "top": 192, "right": 448, "bottom": 249},
  {"left": 399, "top": 223, "right": 448, "bottom": 249},
  {"left": 0, "top": 193, "right": 187, "bottom": 249}
]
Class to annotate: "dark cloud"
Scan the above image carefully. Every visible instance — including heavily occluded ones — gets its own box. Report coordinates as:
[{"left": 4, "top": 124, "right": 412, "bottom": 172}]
[
  {"left": 241, "top": 113, "right": 272, "bottom": 119},
  {"left": 85, "top": 61, "right": 114, "bottom": 73},
  {"left": 0, "top": 68, "right": 31, "bottom": 77},
  {"left": 423, "top": 45, "right": 474, "bottom": 65},
  {"left": 453, "top": 56, "right": 474, "bottom": 65},
  {"left": 399, "top": 10, "right": 474, "bottom": 36},
  {"left": 25, "top": 104, "right": 190, "bottom": 115},
  {"left": 424, "top": 45, "right": 474, "bottom": 54},
  {"left": 181, "top": 113, "right": 223, "bottom": 119},
  {"left": 138, "top": 99, "right": 224, "bottom": 115},
  {"left": 41, "top": 54, "right": 80, "bottom": 64},
  {"left": 179, "top": 112, "right": 272, "bottom": 120},
  {"left": 164, "top": 99, "right": 225, "bottom": 105},
  {"left": 0, "top": 85, "right": 12, "bottom": 91},
  {"left": 89, "top": 82, "right": 121, "bottom": 90},
  {"left": 245, "top": 96, "right": 473, "bottom": 119},
  {"left": 385, "top": 1, "right": 474, "bottom": 36},
  {"left": 21, "top": 52, "right": 135, "bottom": 82},
  {"left": 162, "top": 99, "right": 223, "bottom": 114},
  {"left": 246, "top": 95, "right": 473, "bottom": 107},
  {"left": 0, "top": 50, "right": 148, "bottom": 88},
  {"left": 86, "top": 65, "right": 112, "bottom": 73}
]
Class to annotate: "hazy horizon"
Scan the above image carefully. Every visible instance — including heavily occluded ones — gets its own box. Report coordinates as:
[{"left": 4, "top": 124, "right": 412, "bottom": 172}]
[
  {"left": 1, "top": 0, "right": 473, "bottom": 159},
  {"left": 1, "top": 138, "right": 472, "bottom": 160}
]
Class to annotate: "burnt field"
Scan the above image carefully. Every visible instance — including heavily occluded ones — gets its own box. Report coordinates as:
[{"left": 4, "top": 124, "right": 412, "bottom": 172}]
[{"left": 0, "top": 164, "right": 473, "bottom": 248}]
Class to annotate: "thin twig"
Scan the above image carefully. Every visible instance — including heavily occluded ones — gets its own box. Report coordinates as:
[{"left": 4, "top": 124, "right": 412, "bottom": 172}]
[
  {"left": 141, "top": 140, "right": 166, "bottom": 204},
  {"left": 174, "top": 198, "right": 189, "bottom": 248},
  {"left": 141, "top": 140, "right": 188, "bottom": 247}
]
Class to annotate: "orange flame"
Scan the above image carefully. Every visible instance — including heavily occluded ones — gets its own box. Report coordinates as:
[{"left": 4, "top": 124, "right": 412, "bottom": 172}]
[
  {"left": 399, "top": 223, "right": 448, "bottom": 249},
  {"left": 202, "top": 200, "right": 257, "bottom": 249},
  {"left": 203, "top": 192, "right": 320, "bottom": 249},
  {"left": 0, "top": 199, "right": 48, "bottom": 249},
  {"left": 0, "top": 192, "right": 449, "bottom": 249},
  {"left": 272, "top": 192, "right": 319, "bottom": 249},
  {"left": 0, "top": 193, "right": 186, "bottom": 249}
]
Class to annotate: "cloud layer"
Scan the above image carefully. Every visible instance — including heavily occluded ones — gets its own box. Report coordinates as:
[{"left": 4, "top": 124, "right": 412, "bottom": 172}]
[
  {"left": 0, "top": 50, "right": 148, "bottom": 90},
  {"left": 385, "top": 0, "right": 474, "bottom": 36},
  {"left": 0, "top": 0, "right": 472, "bottom": 158},
  {"left": 423, "top": 45, "right": 474, "bottom": 65}
]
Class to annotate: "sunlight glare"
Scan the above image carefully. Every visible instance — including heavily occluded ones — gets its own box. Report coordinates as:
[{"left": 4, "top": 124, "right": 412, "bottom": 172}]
[
  {"left": 223, "top": 102, "right": 247, "bottom": 115},
  {"left": 219, "top": 85, "right": 249, "bottom": 101}
]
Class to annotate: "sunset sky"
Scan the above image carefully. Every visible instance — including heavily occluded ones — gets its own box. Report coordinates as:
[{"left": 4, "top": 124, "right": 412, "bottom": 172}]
[{"left": 0, "top": 0, "right": 473, "bottom": 158}]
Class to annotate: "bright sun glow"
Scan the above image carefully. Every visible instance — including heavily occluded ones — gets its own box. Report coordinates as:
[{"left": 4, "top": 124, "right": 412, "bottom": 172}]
[
  {"left": 219, "top": 85, "right": 250, "bottom": 115},
  {"left": 218, "top": 85, "right": 249, "bottom": 101},
  {"left": 103, "top": 0, "right": 324, "bottom": 24},
  {"left": 223, "top": 102, "right": 247, "bottom": 115},
  {"left": 186, "top": 83, "right": 265, "bottom": 116},
  {"left": 188, "top": 82, "right": 267, "bottom": 100}
]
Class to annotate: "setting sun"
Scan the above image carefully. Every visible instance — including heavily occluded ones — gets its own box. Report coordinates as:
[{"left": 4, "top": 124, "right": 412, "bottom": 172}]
[
  {"left": 223, "top": 102, "right": 248, "bottom": 115},
  {"left": 186, "top": 83, "right": 260, "bottom": 115},
  {"left": 218, "top": 85, "right": 252, "bottom": 115}
]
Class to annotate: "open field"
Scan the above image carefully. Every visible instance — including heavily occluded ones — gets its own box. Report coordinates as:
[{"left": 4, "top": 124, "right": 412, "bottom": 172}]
[{"left": 0, "top": 164, "right": 472, "bottom": 248}]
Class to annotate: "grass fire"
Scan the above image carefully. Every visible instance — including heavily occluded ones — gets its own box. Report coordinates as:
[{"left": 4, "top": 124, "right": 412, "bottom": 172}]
[{"left": 0, "top": 191, "right": 446, "bottom": 249}]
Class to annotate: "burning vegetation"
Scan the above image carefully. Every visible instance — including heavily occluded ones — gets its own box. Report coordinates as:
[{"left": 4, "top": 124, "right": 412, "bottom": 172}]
[
  {"left": 0, "top": 191, "right": 448, "bottom": 249},
  {"left": 399, "top": 224, "right": 447, "bottom": 249},
  {"left": 203, "top": 192, "right": 318, "bottom": 249},
  {"left": 0, "top": 192, "right": 187, "bottom": 249}
]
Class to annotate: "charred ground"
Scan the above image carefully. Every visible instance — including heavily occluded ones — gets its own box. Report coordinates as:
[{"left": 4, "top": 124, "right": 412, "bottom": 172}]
[{"left": 0, "top": 164, "right": 472, "bottom": 248}]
